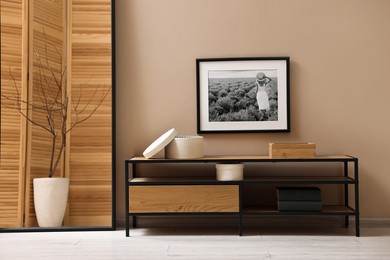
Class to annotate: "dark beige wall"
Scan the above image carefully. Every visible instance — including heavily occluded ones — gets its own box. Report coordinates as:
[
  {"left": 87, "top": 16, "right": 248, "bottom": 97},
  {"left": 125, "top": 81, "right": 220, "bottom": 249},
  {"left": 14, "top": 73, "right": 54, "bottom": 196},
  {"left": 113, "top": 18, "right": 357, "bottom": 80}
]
[{"left": 116, "top": 0, "right": 390, "bottom": 219}]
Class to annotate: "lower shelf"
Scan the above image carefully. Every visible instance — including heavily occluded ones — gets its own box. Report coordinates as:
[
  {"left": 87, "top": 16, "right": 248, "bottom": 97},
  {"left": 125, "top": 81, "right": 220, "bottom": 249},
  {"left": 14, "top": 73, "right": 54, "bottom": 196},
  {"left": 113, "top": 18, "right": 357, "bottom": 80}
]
[
  {"left": 129, "top": 205, "right": 355, "bottom": 216},
  {"left": 243, "top": 205, "right": 356, "bottom": 215},
  {"left": 127, "top": 206, "right": 359, "bottom": 237}
]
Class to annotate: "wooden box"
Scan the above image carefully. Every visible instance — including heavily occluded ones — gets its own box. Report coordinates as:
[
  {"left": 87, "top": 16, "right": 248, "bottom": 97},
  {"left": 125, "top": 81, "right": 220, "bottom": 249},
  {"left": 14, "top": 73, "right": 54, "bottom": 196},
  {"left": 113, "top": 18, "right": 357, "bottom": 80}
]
[{"left": 269, "top": 143, "right": 316, "bottom": 158}]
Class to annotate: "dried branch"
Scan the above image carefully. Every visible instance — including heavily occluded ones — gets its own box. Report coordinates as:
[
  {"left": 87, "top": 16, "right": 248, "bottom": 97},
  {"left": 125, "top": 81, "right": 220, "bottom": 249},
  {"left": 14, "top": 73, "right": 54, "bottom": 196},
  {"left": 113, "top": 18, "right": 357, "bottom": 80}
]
[
  {"left": 77, "top": 85, "right": 101, "bottom": 115},
  {"left": 0, "top": 94, "right": 55, "bottom": 111},
  {"left": 67, "top": 85, "right": 111, "bottom": 133},
  {"left": 36, "top": 59, "right": 50, "bottom": 109},
  {"left": 51, "top": 142, "right": 64, "bottom": 178},
  {"left": 2, "top": 101, "right": 51, "bottom": 133},
  {"left": 1, "top": 30, "right": 110, "bottom": 178},
  {"left": 43, "top": 30, "right": 62, "bottom": 92}
]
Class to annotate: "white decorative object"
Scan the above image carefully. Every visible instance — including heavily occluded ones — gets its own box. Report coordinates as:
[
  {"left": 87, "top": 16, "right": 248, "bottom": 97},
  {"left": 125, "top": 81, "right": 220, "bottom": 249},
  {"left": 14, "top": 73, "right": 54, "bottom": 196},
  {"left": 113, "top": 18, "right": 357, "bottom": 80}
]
[
  {"left": 143, "top": 128, "right": 178, "bottom": 159},
  {"left": 33, "top": 178, "right": 69, "bottom": 227},
  {"left": 216, "top": 163, "right": 244, "bottom": 181},
  {"left": 165, "top": 136, "right": 204, "bottom": 159}
]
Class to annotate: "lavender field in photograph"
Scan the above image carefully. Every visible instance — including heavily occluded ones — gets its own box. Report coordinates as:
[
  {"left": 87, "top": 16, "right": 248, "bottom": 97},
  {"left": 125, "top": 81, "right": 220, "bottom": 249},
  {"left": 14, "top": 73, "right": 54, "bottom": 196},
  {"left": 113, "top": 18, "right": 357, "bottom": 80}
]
[{"left": 208, "top": 72, "right": 278, "bottom": 122}]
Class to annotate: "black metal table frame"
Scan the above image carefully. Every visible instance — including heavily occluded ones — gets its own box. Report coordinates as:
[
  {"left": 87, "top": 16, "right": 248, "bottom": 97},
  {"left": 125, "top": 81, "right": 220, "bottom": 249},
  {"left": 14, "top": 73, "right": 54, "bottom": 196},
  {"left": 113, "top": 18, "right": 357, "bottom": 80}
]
[{"left": 125, "top": 156, "right": 359, "bottom": 237}]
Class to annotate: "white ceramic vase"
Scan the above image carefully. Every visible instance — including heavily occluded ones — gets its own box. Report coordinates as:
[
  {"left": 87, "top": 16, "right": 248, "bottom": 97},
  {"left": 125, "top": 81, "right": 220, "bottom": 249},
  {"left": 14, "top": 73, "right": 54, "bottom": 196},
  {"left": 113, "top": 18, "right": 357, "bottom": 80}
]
[{"left": 33, "top": 177, "right": 69, "bottom": 227}]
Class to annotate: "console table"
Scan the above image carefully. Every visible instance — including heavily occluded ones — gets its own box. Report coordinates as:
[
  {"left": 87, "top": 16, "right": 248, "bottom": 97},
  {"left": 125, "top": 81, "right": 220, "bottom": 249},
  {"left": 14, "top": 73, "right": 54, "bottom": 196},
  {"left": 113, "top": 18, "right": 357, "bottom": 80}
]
[{"left": 125, "top": 155, "right": 359, "bottom": 237}]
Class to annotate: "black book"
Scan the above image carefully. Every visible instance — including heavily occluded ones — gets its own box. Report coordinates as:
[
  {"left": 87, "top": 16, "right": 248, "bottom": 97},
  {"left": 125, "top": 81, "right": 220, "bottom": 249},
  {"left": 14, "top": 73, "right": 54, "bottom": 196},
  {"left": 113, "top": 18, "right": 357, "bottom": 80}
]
[
  {"left": 277, "top": 187, "right": 321, "bottom": 201},
  {"left": 278, "top": 200, "right": 322, "bottom": 212}
]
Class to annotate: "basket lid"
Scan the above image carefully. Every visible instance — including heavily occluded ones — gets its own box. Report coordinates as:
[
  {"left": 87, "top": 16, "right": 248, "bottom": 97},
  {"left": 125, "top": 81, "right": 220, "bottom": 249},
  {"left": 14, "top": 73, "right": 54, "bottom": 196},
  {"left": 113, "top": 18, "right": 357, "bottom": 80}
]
[{"left": 143, "top": 128, "right": 177, "bottom": 159}]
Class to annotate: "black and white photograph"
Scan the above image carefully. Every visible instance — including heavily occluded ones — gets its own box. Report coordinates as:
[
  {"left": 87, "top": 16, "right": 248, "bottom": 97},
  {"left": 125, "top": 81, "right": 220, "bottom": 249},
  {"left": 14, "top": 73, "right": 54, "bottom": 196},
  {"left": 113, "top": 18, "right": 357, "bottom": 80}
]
[
  {"left": 197, "top": 57, "right": 290, "bottom": 133},
  {"left": 208, "top": 69, "right": 278, "bottom": 122}
]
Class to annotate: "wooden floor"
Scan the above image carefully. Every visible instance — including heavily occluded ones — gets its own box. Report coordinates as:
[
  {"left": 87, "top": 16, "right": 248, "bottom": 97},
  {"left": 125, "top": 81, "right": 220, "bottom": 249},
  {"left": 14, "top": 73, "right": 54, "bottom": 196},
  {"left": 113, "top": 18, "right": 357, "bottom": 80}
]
[{"left": 1, "top": 224, "right": 390, "bottom": 259}]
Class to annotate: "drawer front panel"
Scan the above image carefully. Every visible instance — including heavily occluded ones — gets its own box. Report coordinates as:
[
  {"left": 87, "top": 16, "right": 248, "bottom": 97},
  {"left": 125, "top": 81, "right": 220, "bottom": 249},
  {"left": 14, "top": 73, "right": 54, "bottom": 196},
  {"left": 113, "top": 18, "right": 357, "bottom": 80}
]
[{"left": 130, "top": 185, "right": 239, "bottom": 213}]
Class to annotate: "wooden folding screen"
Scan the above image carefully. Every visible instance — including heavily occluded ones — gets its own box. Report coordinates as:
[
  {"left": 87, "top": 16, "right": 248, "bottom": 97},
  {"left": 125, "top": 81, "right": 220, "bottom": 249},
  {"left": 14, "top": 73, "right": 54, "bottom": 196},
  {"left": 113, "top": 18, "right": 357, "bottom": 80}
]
[
  {"left": 67, "top": 0, "right": 112, "bottom": 226},
  {"left": 0, "top": 0, "right": 113, "bottom": 228},
  {"left": 0, "top": 0, "right": 27, "bottom": 228},
  {"left": 24, "top": 0, "right": 66, "bottom": 227}
]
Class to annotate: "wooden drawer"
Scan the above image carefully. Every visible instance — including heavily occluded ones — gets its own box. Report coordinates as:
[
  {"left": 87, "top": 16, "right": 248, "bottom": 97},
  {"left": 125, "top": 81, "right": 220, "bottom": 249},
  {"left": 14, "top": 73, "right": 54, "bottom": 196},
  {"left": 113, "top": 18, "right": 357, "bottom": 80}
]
[{"left": 130, "top": 185, "right": 239, "bottom": 213}]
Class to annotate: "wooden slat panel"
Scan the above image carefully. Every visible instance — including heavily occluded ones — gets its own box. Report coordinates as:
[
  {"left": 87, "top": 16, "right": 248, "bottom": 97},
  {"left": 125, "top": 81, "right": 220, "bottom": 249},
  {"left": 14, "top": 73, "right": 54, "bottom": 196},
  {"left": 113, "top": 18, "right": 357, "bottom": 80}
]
[
  {"left": 67, "top": 184, "right": 111, "bottom": 226},
  {"left": 1, "top": 0, "right": 112, "bottom": 228},
  {"left": 67, "top": 0, "right": 112, "bottom": 226},
  {"left": 130, "top": 186, "right": 239, "bottom": 213},
  {"left": 25, "top": 0, "right": 65, "bottom": 227},
  {"left": 0, "top": 0, "right": 26, "bottom": 228}
]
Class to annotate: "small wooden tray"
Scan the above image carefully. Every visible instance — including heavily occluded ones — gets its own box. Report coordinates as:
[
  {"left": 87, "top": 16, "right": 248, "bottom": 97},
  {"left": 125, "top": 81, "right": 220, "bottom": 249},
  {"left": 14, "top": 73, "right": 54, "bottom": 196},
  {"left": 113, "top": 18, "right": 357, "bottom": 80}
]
[{"left": 269, "top": 143, "right": 316, "bottom": 158}]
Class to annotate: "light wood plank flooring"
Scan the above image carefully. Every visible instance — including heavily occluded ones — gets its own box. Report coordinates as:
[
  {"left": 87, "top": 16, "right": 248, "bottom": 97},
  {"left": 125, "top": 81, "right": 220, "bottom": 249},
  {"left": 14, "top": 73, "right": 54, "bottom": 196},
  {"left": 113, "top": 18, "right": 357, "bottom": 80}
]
[{"left": 1, "top": 224, "right": 390, "bottom": 260}]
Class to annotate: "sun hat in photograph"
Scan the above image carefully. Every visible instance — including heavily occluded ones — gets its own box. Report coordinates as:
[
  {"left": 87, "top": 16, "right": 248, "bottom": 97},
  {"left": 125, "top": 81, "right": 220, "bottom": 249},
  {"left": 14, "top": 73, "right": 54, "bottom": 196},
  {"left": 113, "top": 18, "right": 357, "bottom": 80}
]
[
  {"left": 256, "top": 72, "right": 271, "bottom": 83},
  {"left": 143, "top": 128, "right": 178, "bottom": 159}
]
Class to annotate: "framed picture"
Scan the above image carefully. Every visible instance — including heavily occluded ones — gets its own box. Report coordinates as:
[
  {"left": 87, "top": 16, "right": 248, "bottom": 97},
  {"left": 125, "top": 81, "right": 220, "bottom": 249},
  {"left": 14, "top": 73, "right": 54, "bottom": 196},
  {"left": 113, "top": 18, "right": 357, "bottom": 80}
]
[{"left": 196, "top": 57, "right": 290, "bottom": 133}]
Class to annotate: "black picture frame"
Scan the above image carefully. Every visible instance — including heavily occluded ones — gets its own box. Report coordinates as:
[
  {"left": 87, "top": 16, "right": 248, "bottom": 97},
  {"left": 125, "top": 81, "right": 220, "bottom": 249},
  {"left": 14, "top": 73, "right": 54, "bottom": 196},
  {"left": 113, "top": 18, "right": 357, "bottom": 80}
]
[{"left": 196, "top": 57, "right": 290, "bottom": 133}]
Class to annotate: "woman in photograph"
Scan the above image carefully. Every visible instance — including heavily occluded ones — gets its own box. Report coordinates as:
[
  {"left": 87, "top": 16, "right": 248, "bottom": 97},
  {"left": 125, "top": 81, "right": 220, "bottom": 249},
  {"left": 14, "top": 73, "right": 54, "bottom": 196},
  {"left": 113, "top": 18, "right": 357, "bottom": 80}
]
[{"left": 255, "top": 72, "right": 272, "bottom": 120}]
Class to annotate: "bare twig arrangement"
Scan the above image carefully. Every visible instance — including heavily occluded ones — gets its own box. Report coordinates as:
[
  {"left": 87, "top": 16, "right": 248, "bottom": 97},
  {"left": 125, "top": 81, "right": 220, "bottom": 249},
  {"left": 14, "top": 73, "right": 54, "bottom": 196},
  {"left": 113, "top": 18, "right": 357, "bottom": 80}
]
[{"left": 1, "top": 39, "right": 111, "bottom": 178}]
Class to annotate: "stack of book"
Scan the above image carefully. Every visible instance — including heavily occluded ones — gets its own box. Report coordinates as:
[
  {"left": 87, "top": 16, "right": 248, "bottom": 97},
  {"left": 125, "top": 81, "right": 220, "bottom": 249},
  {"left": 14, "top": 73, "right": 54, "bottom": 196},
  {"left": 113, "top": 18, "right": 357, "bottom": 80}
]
[{"left": 277, "top": 187, "right": 322, "bottom": 212}]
